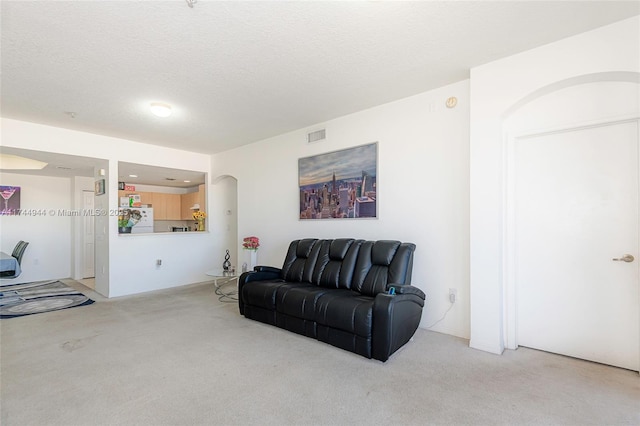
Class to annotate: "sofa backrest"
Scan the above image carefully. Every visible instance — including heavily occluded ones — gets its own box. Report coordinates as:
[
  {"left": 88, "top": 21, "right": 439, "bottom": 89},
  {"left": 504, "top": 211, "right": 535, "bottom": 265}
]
[
  {"left": 351, "top": 240, "right": 416, "bottom": 296},
  {"left": 281, "top": 239, "right": 321, "bottom": 283},
  {"left": 311, "top": 239, "right": 362, "bottom": 289},
  {"left": 280, "top": 239, "right": 415, "bottom": 296}
]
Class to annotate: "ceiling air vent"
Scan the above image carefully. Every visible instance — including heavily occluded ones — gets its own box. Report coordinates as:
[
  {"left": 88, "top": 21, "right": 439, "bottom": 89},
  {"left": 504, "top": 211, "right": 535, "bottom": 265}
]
[{"left": 307, "top": 129, "right": 326, "bottom": 143}]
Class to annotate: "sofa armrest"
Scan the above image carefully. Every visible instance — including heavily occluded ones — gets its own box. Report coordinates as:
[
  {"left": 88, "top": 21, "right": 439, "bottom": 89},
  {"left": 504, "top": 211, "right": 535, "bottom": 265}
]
[
  {"left": 237, "top": 268, "right": 282, "bottom": 315},
  {"left": 386, "top": 283, "right": 425, "bottom": 300},
  {"left": 238, "top": 269, "right": 281, "bottom": 284},
  {"left": 253, "top": 265, "right": 282, "bottom": 275},
  {"left": 372, "top": 290, "right": 426, "bottom": 362}
]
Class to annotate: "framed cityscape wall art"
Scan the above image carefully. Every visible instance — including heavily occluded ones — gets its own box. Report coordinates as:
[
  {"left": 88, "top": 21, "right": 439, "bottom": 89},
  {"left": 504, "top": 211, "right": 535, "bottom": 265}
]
[{"left": 298, "top": 142, "right": 377, "bottom": 220}]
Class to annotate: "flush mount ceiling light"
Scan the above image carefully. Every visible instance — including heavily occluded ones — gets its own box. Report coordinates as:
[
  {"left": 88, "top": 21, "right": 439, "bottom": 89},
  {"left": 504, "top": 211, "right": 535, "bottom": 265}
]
[
  {"left": 150, "top": 102, "right": 172, "bottom": 118},
  {"left": 0, "top": 154, "right": 48, "bottom": 170}
]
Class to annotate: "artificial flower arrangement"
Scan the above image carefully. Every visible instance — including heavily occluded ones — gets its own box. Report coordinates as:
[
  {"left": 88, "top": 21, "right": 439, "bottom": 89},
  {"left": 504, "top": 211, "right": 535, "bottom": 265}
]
[
  {"left": 192, "top": 210, "right": 207, "bottom": 220},
  {"left": 242, "top": 236, "right": 260, "bottom": 250}
]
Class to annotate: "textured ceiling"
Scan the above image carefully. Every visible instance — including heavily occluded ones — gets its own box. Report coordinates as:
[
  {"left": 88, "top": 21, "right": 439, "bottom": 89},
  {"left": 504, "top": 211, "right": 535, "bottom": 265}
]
[{"left": 2, "top": 1, "right": 639, "bottom": 154}]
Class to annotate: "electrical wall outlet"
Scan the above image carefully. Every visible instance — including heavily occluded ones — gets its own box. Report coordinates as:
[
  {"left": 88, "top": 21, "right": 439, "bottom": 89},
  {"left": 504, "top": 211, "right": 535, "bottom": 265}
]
[
  {"left": 449, "top": 288, "right": 457, "bottom": 303},
  {"left": 156, "top": 259, "right": 162, "bottom": 267}
]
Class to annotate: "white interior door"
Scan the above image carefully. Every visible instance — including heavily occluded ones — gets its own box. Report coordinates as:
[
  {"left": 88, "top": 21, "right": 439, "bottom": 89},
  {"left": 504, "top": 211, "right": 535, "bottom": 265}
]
[
  {"left": 82, "top": 190, "right": 95, "bottom": 278},
  {"left": 515, "top": 120, "right": 639, "bottom": 371}
]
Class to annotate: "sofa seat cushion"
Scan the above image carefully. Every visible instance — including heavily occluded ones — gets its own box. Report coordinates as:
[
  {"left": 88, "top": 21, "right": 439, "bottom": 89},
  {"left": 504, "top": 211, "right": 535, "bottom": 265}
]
[
  {"left": 275, "top": 285, "right": 331, "bottom": 320},
  {"left": 242, "top": 280, "right": 297, "bottom": 310},
  {"left": 315, "top": 290, "right": 374, "bottom": 338}
]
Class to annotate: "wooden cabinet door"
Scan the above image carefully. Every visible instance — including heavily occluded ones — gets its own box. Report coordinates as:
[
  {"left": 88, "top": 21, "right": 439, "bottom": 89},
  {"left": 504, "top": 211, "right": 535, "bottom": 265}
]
[
  {"left": 153, "top": 193, "right": 167, "bottom": 220},
  {"left": 181, "top": 192, "right": 197, "bottom": 220},
  {"left": 165, "top": 194, "right": 182, "bottom": 220},
  {"left": 140, "top": 192, "right": 154, "bottom": 207},
  {"left": 180, "top": 185, "right": 205, "bottom": 219}
]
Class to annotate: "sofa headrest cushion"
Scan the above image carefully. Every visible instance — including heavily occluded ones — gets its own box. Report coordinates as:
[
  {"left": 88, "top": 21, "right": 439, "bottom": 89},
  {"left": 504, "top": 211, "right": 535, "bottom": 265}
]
[
  {"left": 297, "top": 238, "right": 318, "bottom": 257},
  {"left": 329, "top": 238, "right": 354, "bottom": 260},
  {"left": 352, "top": 240, "right": 415, "bottom": 296},
  {"left": 311, "top": 239, "right": 361, "bottom": 289},
  {"left": 371, "top": 240, "right": 401, "bottom": 266},
  {"left": 281, "top": 239, "right": 321, "bottom": 283}
]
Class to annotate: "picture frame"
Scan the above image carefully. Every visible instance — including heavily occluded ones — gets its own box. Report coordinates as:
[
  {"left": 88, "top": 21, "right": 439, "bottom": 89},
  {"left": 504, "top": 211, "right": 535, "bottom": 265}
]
[
  {"left": 0, "top": 186, "right": 21, "bottom": 215},
  {"left": 298, "top": 142, "right": 378, "bottom": 220},
  {"left": 95, "top": 179, "right": 105, "bottom": 196}
]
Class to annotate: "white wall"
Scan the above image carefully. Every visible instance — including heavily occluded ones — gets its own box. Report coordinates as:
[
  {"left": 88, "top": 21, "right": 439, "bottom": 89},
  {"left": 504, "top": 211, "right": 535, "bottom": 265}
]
[
  {"left": 209, "top": 176, "right": 238, "bottom": 272},
  {"left": 1, "top": 118, "right": 213, "bottom": 297},
  {"left": 212, "top": 80, "right": 471, "bottom": 338},
  {"left": 0, "top": 172, "right": 72, "bottom": 283},
  {"left": 469, "top": 16, "right": 640, "bottom": 353}
]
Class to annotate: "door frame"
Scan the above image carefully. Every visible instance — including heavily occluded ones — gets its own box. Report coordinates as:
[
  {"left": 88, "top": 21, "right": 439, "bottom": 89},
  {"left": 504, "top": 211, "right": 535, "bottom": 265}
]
[
  {"left": 81, "top": 190, "right": 95, "bottom": 279},
  {"left": 503, "top": 115, "right": 640, "bottom": 360}
]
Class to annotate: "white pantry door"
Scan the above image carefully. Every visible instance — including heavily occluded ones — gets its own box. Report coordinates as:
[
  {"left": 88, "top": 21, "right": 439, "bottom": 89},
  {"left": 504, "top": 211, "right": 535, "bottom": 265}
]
[{"left": 515, "top": 120, "right": 639, "bottom": 371}]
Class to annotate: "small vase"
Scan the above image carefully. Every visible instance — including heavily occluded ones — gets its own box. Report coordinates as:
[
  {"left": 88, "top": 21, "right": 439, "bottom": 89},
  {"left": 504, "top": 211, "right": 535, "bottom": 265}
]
[
  {"left": 197, "top": 219, "right": 205, "bottom": 231},
  {"left": 249, "top": 250, "right": 258, "bottom": 271}
]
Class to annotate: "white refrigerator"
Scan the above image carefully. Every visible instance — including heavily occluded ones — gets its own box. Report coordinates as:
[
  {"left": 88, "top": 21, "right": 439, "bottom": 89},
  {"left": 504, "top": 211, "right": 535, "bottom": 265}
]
[{"left": 120, "top": 207, "right": 154, "bottom": 234}]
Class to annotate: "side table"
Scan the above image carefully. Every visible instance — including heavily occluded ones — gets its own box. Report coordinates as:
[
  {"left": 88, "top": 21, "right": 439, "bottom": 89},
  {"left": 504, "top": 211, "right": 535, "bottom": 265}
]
[{"left": 205, "top": 270, "right": 238, "bottom": 302}]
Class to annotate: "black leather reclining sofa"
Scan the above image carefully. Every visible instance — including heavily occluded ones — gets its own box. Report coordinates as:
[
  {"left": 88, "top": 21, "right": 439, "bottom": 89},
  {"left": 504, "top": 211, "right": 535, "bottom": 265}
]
[{"left": 238, "top": 238, "right": 426, "bottom": 362}]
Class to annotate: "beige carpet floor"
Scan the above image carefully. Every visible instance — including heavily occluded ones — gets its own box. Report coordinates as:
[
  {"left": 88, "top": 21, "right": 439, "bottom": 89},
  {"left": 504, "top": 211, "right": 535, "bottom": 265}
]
[{"left": 1, "top": 280, "right": 638, "bottom": 425}]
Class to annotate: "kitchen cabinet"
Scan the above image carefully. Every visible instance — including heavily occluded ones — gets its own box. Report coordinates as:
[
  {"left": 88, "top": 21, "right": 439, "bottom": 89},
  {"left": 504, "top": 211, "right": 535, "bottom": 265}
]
[
  {"left": 165, "top": 194, "right": 181, "bottom": 220},
  {"left": 181, "top": 191, "right": 198, "bottom": 220},
  {"left": 152, "top": 193, "right": 167, "bottom": 219},
  {"left": 197, "top": 184, "right": 205, "bottom": 209},
  {"left": 180, "top": 185, "right": 205, "bottom": 220},
  {"left": 153, "top": 193, "right": 181, "bottom": 220},
  {"left": 118, "top": 186, "right": 204, "bottom": 221}
]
